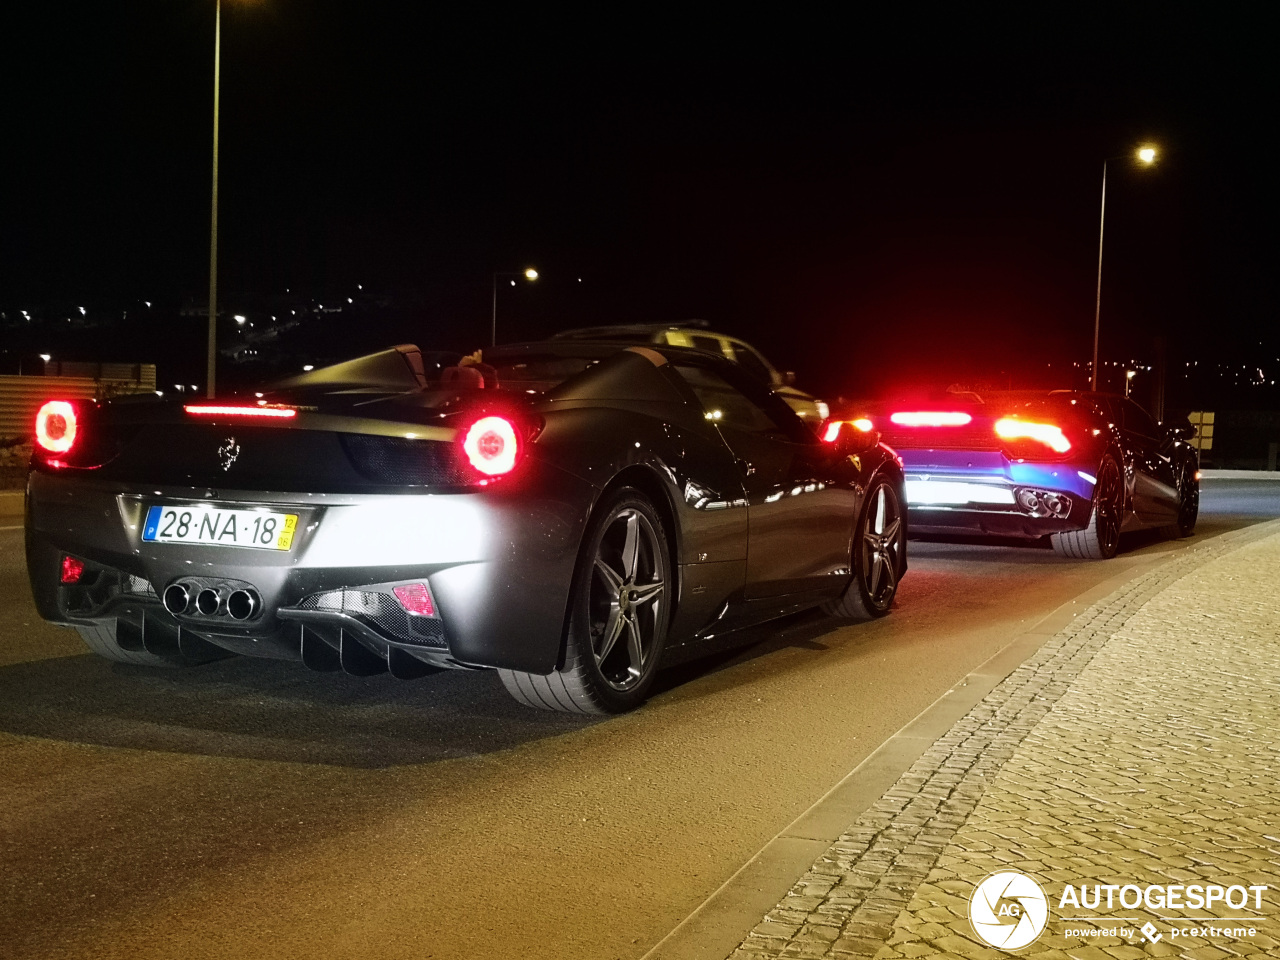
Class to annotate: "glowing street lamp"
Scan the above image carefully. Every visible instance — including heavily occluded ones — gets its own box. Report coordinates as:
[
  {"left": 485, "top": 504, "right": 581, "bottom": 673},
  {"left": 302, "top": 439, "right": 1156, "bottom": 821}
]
[
  {"left": 1092, "top": 145, "right": 1158, "bottom": 392},
  {"left": 1125, "top": 368, "right": 1136, "bottom": 398},
  {"left": 491, "top": 267, "right": 539, "bottom": 346}
]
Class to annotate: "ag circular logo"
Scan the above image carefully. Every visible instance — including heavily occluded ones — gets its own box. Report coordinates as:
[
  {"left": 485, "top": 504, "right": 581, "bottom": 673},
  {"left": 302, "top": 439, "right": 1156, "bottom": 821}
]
[{"left": 969, "top": 871, "right": 1049, "bottom": 949}]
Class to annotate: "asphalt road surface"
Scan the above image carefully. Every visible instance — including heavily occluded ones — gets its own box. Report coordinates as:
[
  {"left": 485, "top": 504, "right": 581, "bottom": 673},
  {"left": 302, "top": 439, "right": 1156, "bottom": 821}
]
[{"left": 3, "top": 479, "right": 1278, "bottom": 960}]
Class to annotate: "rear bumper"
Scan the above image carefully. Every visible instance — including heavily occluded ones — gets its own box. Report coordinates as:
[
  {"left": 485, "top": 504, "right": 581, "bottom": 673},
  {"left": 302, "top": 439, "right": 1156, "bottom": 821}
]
[
  {"left": 25, "top": 466, "right": 594, "bottom": 673},
  {"left": 898, "top": 449, "right": 1095, "bottom": 539}
]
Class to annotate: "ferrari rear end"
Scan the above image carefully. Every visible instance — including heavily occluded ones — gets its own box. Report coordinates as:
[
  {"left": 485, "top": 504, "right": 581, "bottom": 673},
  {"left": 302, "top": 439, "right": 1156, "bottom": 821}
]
[
  {"left": 24, "top": 348, "right": 592, "bottom": 678},
  {"left": 872, "top": 393, "right": 1110, "bottom": 539}
]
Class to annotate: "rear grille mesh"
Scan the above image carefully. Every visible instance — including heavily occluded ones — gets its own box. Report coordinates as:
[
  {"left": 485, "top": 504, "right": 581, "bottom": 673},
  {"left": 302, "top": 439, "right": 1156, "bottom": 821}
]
[
  {"left": 880, "top": 426, "right": 1001, "bottom": 451},
  {"left": 299, "top": 588, "right": 446, "bottom": 648},
  {"left": 340, "top": 434, "right": 472, "bottom": 486}
]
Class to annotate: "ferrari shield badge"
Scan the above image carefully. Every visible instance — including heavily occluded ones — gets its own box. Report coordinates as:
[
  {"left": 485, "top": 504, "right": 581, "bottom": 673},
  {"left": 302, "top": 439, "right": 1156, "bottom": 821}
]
[{"left": 218, "top": 436, "right": 240, "bottom": 472}]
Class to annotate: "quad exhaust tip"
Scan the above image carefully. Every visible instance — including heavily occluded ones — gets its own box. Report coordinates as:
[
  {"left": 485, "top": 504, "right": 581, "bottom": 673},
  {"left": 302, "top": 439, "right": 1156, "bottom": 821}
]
[
  {"left": 162, "top": 583, "right": 191, "bottom": 615},
  {"left": 227, "top": 589, "right": 258, "bottom": 621}
]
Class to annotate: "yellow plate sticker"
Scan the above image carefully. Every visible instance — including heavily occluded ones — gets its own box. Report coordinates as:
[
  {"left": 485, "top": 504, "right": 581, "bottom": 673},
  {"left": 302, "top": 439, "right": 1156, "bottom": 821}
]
[{"left": 277, "top": 514, "right": 298, "bottom": 551}]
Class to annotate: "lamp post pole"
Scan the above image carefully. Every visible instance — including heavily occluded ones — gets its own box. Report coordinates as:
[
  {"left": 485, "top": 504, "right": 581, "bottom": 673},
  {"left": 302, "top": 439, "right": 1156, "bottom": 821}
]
[
  {"left": 1091, "top": 160, "right": 1106, "bottom": 393},
  {"left": 207, "top": 0, "right": 221, "bottom": 398},
  {"left": 1090, "top": 146, "right": 1157, "bottom": 393},
  {"left": 490, "top": 268, "right": 538, "bottom": 347}
]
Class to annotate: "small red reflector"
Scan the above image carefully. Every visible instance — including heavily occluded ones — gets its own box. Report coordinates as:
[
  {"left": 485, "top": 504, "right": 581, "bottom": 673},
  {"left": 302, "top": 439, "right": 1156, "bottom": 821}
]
[
  {"left": 36, "top": 400, "right": 79, "bottom": 453},
  {"left": 463, "top": 416, "right": 519, "bottom": 475},
  {"left": 184, "top": 405, "right": 297, "bottom": 418},
  {"left": 61, "top": 556, "right": 85, "bottom": 584},
  {"left": 890, "top": 411, "right": 972, "bottom": 427},
  {"left": 392, "top": 583, "right": 436, "bottom": 616},
  {"left": 994, "top": 418, "right": 1072, "bottom": 454}
]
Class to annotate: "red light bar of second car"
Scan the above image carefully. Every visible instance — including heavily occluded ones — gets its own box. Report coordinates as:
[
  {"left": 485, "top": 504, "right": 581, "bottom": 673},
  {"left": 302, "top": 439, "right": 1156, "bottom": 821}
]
[
  {"left": 890, "top": 411, "right": 972, "bottom": 427},
  {"left": 994, "top": 418, "right": 1071, "bottom": 453},
  {"left": 184, "top": 405, "right": 297, "bottom": 419}
]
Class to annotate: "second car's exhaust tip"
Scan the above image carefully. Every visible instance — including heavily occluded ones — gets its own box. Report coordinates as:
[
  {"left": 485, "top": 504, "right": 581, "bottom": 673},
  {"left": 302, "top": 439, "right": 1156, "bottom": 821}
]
[
  {"left": 226, "top": 589, "right": 259, "bottom": 621},
  {"left": 162, "top": 583, "right": 191, "bottom": 615}
]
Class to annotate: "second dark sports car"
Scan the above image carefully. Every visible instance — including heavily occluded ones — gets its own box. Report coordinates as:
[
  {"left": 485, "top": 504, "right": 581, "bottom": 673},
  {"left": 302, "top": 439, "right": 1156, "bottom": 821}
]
[
  {"left": 847, "top": 390, "right": 1199, "bottom": 560},
  {"left": 26, "top": 341, "right": 907, "bottom": 713}
]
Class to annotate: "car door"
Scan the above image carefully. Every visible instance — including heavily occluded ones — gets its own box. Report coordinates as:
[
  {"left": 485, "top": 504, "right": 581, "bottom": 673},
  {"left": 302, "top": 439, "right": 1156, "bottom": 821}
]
[
  {"left": 669, "top": 360, "right": 856, "bottom": 599},
  {"left": 1118, "top": 398, "right": 1179, "bottom": 524}
]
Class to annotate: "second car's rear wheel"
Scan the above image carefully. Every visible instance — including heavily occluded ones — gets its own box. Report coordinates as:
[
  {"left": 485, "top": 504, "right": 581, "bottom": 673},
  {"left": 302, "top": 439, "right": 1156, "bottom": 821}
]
[
  {"left": 821, "top": 475, "right": 905, "bottom": 621},
  {"left": 499, "top": 488, "right": 671, "bottom": 714},
  {"left": 1051, "top": 454, "right": 1123, "bottom": 560},
  {"left": 1163, "top": 459, "right": 1200, "bottom": 539}
]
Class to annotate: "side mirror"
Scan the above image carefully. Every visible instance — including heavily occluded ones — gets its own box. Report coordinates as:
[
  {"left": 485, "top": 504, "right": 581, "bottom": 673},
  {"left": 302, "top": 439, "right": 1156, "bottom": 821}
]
[
  {"left": 1162, "top": 421, "right": 1196, "bottom": 442},
  {"left": 827, "top": 420, "right": 881, "bottom": 456}
]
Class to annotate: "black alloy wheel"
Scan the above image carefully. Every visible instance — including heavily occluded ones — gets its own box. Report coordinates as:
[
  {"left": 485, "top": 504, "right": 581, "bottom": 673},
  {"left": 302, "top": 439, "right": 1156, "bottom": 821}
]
[
  {"left": 499, "top": 488, "right": 670, "bottom": 714},
  {"left": 822, "top": 476, "right": 905, "bottom": 621},
  {"left": 1167, "top": 459, "right": 1200, "bottom": 539},
  {"left": 1051, "top": 454, "right": 1123, "bottom": 560}
]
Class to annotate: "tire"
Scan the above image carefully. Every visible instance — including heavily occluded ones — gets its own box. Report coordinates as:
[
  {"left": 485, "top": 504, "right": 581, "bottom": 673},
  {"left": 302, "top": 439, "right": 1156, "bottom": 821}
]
[
  {"left": 74, "top": 621, "right": 179, "bottom": 668},
  {"left": 1163, "top": 459, "right": 1199, "bottom": 539},
  {"left": 1051, "top": 454, "right": 1123, "bottom": 560},
  {"left": 821, "top": 475, "right": 905, "bottom": 621},
  {"left": 499, "top": 488, "right": 671, "bottom": 714}
]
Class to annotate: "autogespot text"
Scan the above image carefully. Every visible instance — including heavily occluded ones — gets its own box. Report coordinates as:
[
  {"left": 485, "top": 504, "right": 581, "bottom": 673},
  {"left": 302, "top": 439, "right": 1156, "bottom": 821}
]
[{"left": 1059, "top": 883, "right": 1267, "bottom": 911}]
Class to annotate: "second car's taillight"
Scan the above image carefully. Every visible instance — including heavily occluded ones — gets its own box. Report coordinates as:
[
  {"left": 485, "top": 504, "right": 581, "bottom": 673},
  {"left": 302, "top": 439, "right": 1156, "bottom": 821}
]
[
  {"left": 994, "top": 418, "right": 1072, "bottom": 456},
  {"left": 462, "top": 415, "right": 520, "bottom": 475},
  {"left": 35, "top": 400, "right": 79, "bottom": 454}
]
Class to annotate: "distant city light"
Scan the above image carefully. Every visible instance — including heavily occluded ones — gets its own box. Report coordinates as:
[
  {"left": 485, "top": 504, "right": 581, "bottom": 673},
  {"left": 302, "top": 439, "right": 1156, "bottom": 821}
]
[
  {"left": 234, "top": 315, "right": 246, "bottom": 324},
  {"left": 78, "top": 306, "right": 86, "bottom": 315},
  {"left": 302, "top": 364, "right": 314, "bottom": 371},
  {"left": 524, "top": 268, "right": 539, "bottom": 280},
  {"left": 39, "top": 353, "right": 51, "bottom": 362}
]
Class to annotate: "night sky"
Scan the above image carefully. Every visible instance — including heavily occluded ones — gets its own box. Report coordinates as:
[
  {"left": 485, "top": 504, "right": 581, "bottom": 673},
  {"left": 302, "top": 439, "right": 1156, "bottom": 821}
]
[{"left": 4, "top": 3, "right": 1277, "bottom": 399}]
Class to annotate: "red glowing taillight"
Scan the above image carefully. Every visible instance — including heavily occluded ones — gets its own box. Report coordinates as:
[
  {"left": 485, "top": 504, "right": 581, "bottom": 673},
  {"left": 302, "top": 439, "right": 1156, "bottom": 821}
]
[
  {"left": 994, "top": 418, "right": 1072, "bottom": 454},
  {"left": 392, "top": 583, "right": 436, "bottom": 617},
  {"left": 184, "top": 404, "right": 297, "bottom": 419},
  {"left": 822, "top": 418, "right": 876, "bottom": 442},
  {"left": 889, "top": 411, "right": 972, "bottom": 427},
  {"left": 462, "top": 416, "right": 519, "bottom": 475},
  {"left": 61, "top": 555, "right": 85, "bottom": 584},
  {"left": 35, "top": 400, "right": 79, "bottom": 454}
]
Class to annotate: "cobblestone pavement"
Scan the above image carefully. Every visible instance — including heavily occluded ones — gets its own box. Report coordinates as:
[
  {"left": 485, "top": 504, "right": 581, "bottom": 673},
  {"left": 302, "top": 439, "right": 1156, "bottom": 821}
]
[{"left": 728, "top": 525, "right": 1280, "bottom": 960}]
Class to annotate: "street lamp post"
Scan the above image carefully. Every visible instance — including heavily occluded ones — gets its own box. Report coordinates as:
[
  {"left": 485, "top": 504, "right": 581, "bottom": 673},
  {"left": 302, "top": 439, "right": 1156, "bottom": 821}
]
[
  {"left": 1091, "top": 145, "right": 1158, "bottom": 392},
  {"left": 490, "top": 267, "right": 538, "bottom": 347},
  {"left": 207, "top": 0, "right": 222, "bottom": 398}
]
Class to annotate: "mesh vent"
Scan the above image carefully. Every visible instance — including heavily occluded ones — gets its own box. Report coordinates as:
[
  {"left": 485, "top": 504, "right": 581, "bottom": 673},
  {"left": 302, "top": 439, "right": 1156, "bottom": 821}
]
[
  {"left": 125, "top": 575, "right": 157, "bottom": 598},
  {"left": 340, "top": 434, "right": 472, "bottom": 486},
  {"left": 299, "top": 588, "right": 446, "bottom": 648}
]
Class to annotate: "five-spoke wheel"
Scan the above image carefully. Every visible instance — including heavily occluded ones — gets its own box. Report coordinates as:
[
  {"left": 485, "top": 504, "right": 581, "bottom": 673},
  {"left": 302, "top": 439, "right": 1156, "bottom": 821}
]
[
  {"left": 822, "top": 475, "right": 905, "bottom": 620},
  {"left": 499, "top": 488, "right": 670, "bottom": 713}
]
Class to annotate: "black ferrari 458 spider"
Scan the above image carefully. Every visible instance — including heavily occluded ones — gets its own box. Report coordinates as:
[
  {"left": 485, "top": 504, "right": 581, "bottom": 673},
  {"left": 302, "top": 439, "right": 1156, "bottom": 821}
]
[{"left": 26, "top": 341, "right": 907, "bottom": 712}]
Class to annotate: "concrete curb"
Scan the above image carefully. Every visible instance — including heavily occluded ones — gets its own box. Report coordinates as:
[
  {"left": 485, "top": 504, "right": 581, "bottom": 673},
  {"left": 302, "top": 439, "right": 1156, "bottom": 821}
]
[
  {"left": 640, "top": 518, "right": 1280, "bottom": 960},
  {"left": 1201, "top": 469, "right": 1280, "bottom": 479}
]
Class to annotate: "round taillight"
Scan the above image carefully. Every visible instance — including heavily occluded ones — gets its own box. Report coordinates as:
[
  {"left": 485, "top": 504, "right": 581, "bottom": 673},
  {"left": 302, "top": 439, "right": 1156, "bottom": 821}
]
[
  {"left": 36, "top": 400, "right": 78, "bottom": 454},
  {"left": 462, "top": 416, "right": 519, "bottom": 475}
]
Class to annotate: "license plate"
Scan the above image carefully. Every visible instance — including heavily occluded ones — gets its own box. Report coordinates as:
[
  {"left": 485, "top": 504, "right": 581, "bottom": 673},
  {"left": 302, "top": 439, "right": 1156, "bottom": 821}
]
[{"left": 143, "top": 505, "right": 298, "bottom": 551}]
